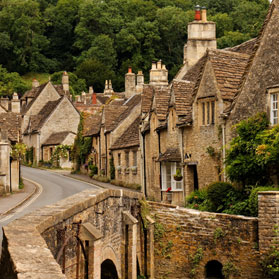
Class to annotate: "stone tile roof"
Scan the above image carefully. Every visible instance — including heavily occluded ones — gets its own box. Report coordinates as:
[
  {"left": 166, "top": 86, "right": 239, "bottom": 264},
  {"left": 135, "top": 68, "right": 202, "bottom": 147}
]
[
  {"left": 225, "top": 38, "right": 257, "bottom": 55},
  {"left": 158, "top": 148, "right": 181, "bottom": 162},
  {"left": 0, "top": 112, "right": 21, "bottom": 142},
  {"left": 208, "top": 49, "right": 250, "bottom": 101},
  {"left": 97, "top": 95, "right": 110, "bottom": 104},
  {"left": 141, "top": 85, "right": 170, "bottom": 121},
  {"left": 42, "top": 131, "right": 73, "bottom": 146},
  {"left": 83, "top": 113, "right": 102, "bottom": 136},
  {"left": 21, "top": 82, "right": 65, "bottom": 114},
  {"left": 142, "top": 85, "right": 154, "bottom": 114},
  {"left": 224, "top": 2, "right": 275, "bottom": 114},
  {"left": 172, "top": 80, "right": 195, "bottom": 118},
  {"left": 25, "top": 98, "right": 62, "bottom": 133},
  {"left": 110, "top": 116, "right": 140, "bottom": 150},
  {"left": 104, "top": 94, "right": 141, "bottom": 132},
  {"left": 154, "top": 88, "right": 170, "bottom": 121}
]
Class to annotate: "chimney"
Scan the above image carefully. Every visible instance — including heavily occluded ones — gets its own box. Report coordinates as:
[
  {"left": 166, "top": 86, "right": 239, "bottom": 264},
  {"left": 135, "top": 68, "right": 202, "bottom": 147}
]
[
  {"left": 149, "top": 60, "right": 168, "bottom": 87},
  {"left": 62, "top": 71, "right": 69, "bottom": 92},
  {"left": 201, "top": 7, "right": 207, "bottom": 22},
  {"left": 92, "top": 92, "right": 97, "bottom": 105},
  {"left": 0, "top": 97, "right": 9, "bottom": 111},
  {"left": 182, "top": 5, "right": 216, "bottom": 68},
  {"left": 136, "top": 71, "right": 144, "bottom": 94},
  {"left": 11, "top": 92, "right": 20, "bottom": 113},
  {"left": 195, "top": 5, "right": 201, "bottom": 21},
  {"left": 125, "top": 67, "right": 136, "bottom": 98},
  {"left": 89, "top": 86, "right": 94, "bottom": 94},
  {"left": 32, "top": 78, "right": 40, "bottom": 88},
  {"left": 81, "top": 91, "right": 86, "bottom": 104},
  {"left": 109, "top": 80, "right": 113, "bottom": 90}
]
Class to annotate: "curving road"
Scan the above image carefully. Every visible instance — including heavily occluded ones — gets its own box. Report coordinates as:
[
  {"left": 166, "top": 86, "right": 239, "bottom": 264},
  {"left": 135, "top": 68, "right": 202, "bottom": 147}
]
[{"left": 0, "top": 166, "right": 101, "bottom": 250}]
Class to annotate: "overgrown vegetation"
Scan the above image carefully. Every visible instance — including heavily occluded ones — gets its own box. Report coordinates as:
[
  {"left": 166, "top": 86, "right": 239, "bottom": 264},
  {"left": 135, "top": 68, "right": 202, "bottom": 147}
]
[
  {"left": 186, "top": 113, "right": 279, "bottom": 216},
  {"left": 261, "top": 226, "right": 279, "bottom": 278},
  {"left": 72, "top": 113, "right": 92, "bottom": 171},
  {"left": 0, "top": 0, "right": 269, "bottom": 95}
]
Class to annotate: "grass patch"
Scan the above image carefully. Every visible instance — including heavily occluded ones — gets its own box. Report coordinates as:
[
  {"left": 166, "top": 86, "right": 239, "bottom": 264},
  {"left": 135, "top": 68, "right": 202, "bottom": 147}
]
[{"left": 21, "top": 72, "right": 50, "bottom": 88}]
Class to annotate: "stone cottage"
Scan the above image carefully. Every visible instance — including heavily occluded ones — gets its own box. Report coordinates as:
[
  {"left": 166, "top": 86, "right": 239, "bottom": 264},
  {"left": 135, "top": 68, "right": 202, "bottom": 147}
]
[
  {"left": 0, "top": 93, "right": 22, "bottom": 193},
  {"left": 80, "top": 69, "right": 142, "bottom": 185},
  {"left": 21, "top": 72, "right": 80, "bottom": 167},
  {"left": 141, "top": 1, "right": 279, "bottom": 205}
]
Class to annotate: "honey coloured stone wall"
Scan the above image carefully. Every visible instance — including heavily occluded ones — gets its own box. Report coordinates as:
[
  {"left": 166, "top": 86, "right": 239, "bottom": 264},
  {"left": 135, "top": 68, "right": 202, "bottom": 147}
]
[
  {"left": 149, "top": 202, "right": 264, "bottom": 279},
  {"left": 0, "top": 189, "right": 146, "bottom": 279}
]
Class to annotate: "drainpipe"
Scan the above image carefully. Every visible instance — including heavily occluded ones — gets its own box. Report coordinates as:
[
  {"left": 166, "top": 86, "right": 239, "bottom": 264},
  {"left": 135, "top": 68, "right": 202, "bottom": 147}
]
[
  {"left": 98, "top": 135, "right": 101, "bottom": 175},
  {"left": 180, "top": 128, "right": 185, "bottom": 200},
  {"left": 156, "top": 130, "right": 162, "bottom": 201},
  {"left": 222, "top": 121, "right": 227, "bottom": 181},
  {"left": 142, "top": 132, "right": 147, "bottom": 197},
  {"left": 105, "top": 133, "right": 108, "bottom": 176},
  {"left": 9, "top": 156, "right": 12, "bottom": 193}
]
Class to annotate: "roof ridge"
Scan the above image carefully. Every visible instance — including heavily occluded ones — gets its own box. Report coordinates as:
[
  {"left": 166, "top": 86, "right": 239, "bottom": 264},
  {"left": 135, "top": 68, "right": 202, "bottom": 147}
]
[
  {"left": 208, "top": 48, "right": 250, "bottom": 58},
  {"left": 224, "top": 2, "right": 275, "bottom": 114}
]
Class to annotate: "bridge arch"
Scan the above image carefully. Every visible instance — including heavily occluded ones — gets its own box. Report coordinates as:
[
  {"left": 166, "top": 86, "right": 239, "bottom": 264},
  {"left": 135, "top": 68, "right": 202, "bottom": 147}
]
[
  {"left": 100, "top": 245, "right": 120, "bottom": 278},
  {"left": 205, "top": 260, "right": 224, "bottom": 279}
]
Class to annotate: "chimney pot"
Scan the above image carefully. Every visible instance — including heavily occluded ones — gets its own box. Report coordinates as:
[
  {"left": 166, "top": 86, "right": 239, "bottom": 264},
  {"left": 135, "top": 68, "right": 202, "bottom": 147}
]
[
  {"left": 128, "top": 67, "right": 132, "bottom": 74},
  {"left": 89, "top": 86, "right": 94, "bottom": 94},
  {"left": 32, "top": 78, "right": 40, "bottom": 88},
  {"left": 151, "top": 61, "right": 157, "bottom": 70},
  {"left": 195, "top": 5, "right": 201, "bottom": 21},
  {"left": 92, "top": 92, "right": 97, "bottom": 105},
  {"left": 201, "top": 7, "right": 207, "bottom": 22}
]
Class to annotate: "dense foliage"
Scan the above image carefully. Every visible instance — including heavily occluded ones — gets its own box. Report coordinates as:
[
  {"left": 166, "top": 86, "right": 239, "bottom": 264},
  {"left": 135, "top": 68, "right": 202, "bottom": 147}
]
[
  {"left": 0, "top": 0, "right": 270, "bottom": 94},
  {"left": 225, "top": 112, "right": 278, "bottom": 186},
  {"left": 186, "top": 183, "right": 279, "bottom": 217}
]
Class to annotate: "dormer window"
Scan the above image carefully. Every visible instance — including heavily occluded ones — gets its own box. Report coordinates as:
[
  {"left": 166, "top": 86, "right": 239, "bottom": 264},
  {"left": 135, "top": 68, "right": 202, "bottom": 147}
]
[{"left": 200, "top": 99, "right": 215, "bottom": 126}]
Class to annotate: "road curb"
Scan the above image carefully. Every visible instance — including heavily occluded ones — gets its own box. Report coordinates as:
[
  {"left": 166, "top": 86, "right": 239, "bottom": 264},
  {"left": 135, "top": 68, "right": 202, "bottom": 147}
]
[{"left": 0, "top": 178, "right": 40, "bottom": 217}]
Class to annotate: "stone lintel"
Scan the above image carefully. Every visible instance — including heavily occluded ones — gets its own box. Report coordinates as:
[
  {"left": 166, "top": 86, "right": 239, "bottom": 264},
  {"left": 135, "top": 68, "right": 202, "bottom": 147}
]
[
  {"left": 80, "top": 222, "right": 103, "bottom": 241},
  {"left": 146, "top": 215, "right": 155, "bottom": 225},
  {"left": 122, "top": 211, "right": 138, "bottom": 225}
]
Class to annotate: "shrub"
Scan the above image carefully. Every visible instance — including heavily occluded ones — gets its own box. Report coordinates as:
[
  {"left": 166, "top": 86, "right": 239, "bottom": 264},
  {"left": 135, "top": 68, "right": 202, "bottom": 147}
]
[
  {"left": 207, "top": 182, "right": 235, "bottom": 212},
  {"left": 261, "top": 246, "right": 279, "bottom": 278},
  {"left": 248, "top": 186, "right": 279, "bottom": 216},
  {"left": 89, "top": 164, "right": 98, "bottom": 177},
  {"left": 186, "top": 189, "right": 214, "bottom": 211}
]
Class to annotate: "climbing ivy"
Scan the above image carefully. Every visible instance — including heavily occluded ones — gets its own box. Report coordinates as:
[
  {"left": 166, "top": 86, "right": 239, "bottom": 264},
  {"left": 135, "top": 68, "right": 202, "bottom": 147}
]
[
  {"left": 51, "top": 144, "right": 72, "bottom": 167},
  {"left": 72, "top": 113, "right": 93, "bottom": 171}
]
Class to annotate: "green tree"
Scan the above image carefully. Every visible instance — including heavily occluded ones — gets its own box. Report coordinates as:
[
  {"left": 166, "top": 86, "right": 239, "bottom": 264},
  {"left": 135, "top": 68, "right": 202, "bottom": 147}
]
[
  {"left": 75, "top": 58, "right": 115, "bottom": 93},
  {"left": 50, "top": 71, "right": 86, "bottom": 97},
  {"left": 0, "top": 0, "right": 56, "bottom": 73},
  {"left": 225, "top": 112, "right": 270, "bottom": 186},
  {"left": 0, "top": 65, "right": 29, "bottom": 97}
]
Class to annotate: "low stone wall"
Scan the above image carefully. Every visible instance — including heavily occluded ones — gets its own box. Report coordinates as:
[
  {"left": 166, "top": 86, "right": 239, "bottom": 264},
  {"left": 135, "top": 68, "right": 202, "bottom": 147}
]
[
  {"left": 149, "top": 202, "right": 263, "bottom": 279},
  {"left": 0, "top": 188, "right": 143, "bottom": 279}
]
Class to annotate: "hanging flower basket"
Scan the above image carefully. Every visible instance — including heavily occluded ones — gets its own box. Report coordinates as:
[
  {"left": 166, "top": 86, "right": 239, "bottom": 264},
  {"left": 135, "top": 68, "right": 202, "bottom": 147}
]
[
  {"left": 173, "top": 175, "right": 183, "bottom": 181},
  {"left": 173, "top": 168, "right": 183, "bottom": 181}
]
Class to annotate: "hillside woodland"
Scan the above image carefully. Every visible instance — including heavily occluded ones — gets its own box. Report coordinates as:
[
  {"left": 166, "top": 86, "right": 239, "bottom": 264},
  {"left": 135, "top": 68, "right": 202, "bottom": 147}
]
[{"left": 0, "top": 0, "right": 270, "bottom": 95}]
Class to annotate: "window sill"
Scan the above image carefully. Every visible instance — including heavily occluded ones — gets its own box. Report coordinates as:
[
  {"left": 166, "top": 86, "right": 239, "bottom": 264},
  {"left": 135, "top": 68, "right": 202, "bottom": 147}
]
[{"left": 161, "top": 189, "right": 183, "bottom": 192}]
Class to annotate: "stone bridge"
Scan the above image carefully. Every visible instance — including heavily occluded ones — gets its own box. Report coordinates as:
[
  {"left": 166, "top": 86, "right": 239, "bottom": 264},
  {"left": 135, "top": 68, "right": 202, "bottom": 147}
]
[{"left": 0, "top": 189, "right": 155, "bottom": 279}]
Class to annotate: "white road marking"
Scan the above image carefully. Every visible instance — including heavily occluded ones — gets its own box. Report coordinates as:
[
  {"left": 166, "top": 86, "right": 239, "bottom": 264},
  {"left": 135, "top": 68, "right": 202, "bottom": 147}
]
[{"left": 0, "top": 177, "right": 43, "bottom": 223}]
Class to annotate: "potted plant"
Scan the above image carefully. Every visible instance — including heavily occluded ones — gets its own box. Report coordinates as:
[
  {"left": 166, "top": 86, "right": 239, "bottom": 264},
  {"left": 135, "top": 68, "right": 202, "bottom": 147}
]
[{"left": 173, "top": 168, "right": 183, "bottom": 181}]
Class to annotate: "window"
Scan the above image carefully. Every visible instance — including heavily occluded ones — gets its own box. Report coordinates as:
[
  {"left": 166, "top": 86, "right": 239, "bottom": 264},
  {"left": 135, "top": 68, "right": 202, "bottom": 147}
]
[
  {"left": 202, "top": 103, "right": 205, "bottom": 125},
  {"left": 271, "top": 93, "right": 278, "bottom": 125},
  {"left": 201, "top": 100, "right": 215, "bottom": 126},
  {"left": 211, "top": 101, "right": 215, "bottom": 124},
  {"left": 161, "top": 162, "right": 183, "bottom": 191},
  {"left": 133, "top": 151, "right": 137, "bottom": 166},
  {"left": 125, "top": 152, "right": 129, "bottom": 167},
  {"left": 118, "top": 153, "right": 121, "bottom": 165}
]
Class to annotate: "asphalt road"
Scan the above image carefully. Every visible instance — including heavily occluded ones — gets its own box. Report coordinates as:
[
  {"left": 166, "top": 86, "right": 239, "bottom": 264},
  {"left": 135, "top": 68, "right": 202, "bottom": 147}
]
[{"left": 0, "top": 166, "right": 101, "bottom": 250}]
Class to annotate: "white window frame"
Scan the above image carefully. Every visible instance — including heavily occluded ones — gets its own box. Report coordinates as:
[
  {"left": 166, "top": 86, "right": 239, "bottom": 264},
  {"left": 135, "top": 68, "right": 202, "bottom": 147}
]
[
  {"left": 161, "top": 162, "right": 183, "bottom": 192},
  {"left": 271, "top": 93, "right": 278, "bottom": 125}
]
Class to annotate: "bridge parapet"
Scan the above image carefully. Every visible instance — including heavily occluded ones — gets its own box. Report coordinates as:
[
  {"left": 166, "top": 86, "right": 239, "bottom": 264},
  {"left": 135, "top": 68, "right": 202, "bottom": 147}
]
[{"left": 0, "top": 188, "right": 152, "bottom": 279}]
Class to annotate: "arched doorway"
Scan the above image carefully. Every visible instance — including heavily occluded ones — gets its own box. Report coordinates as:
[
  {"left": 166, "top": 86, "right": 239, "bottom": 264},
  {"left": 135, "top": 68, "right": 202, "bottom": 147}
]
[
  {"left": 101, "top": 259, "right": 118, "bottom": 279},
  {"left": 205, "top": 260, "right": 224, "bottom": 279}
]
